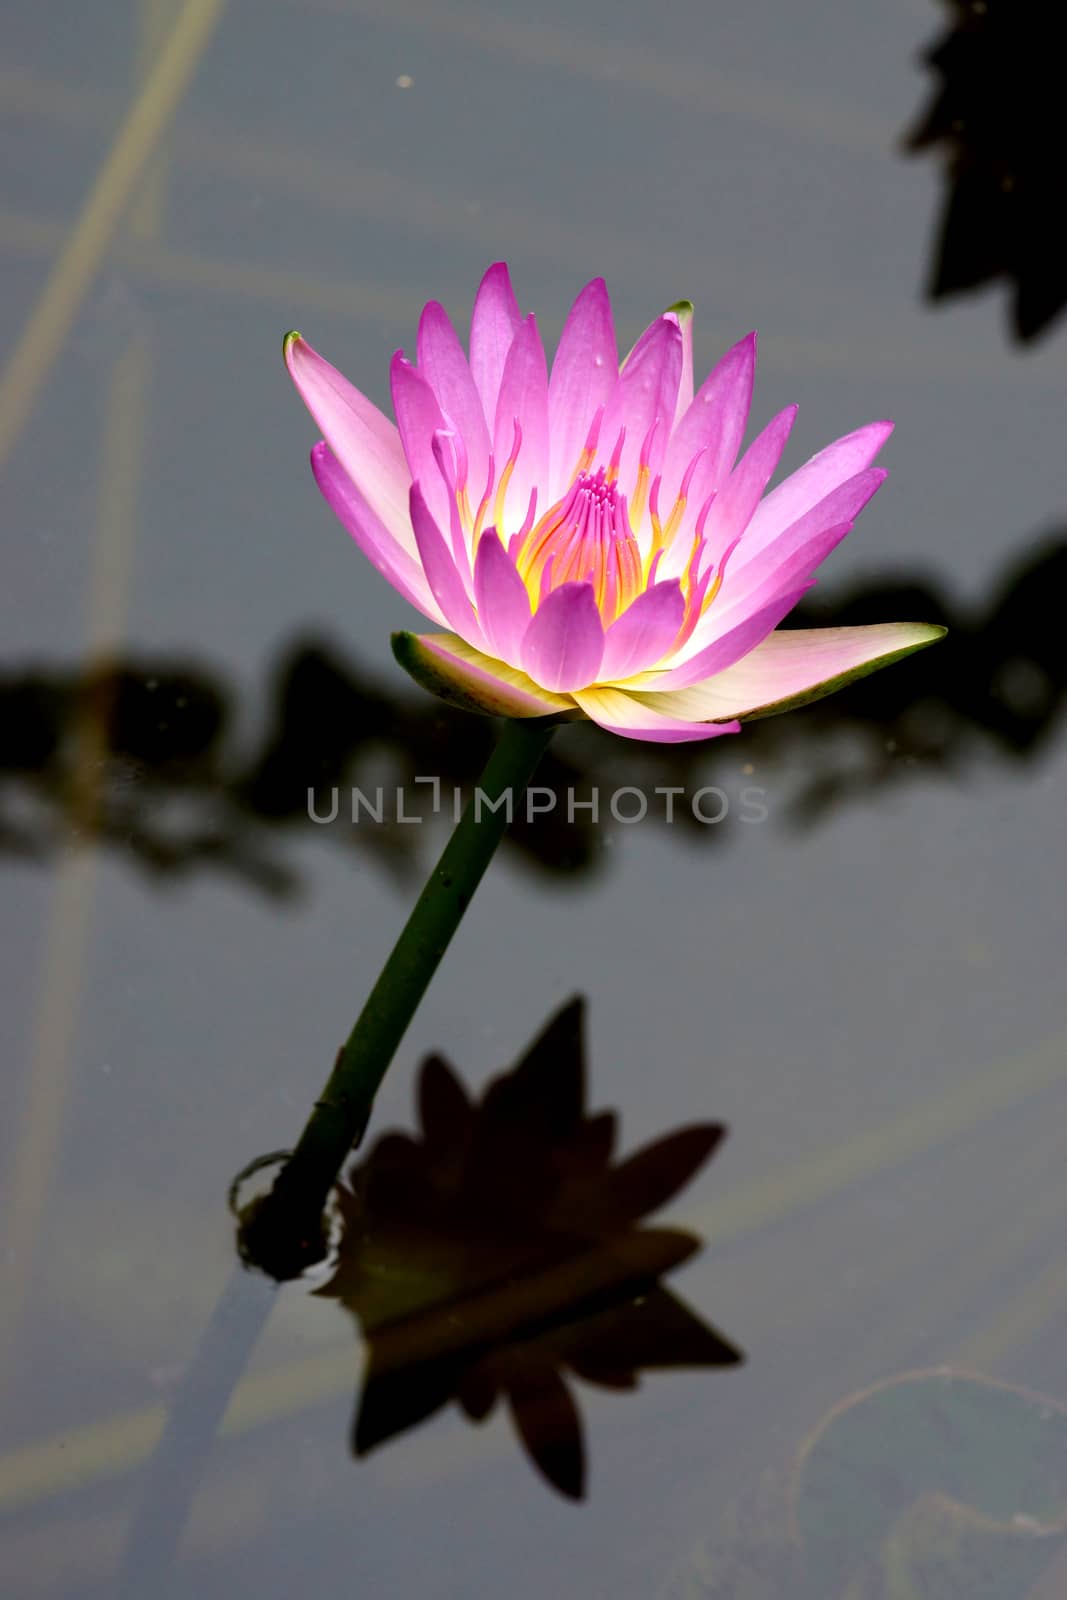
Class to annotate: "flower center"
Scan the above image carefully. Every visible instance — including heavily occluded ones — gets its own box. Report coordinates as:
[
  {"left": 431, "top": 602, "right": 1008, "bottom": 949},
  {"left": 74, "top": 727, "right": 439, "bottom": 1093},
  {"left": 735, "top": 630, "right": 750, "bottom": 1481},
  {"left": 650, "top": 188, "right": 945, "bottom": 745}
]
[
  {"left": 514, "top": 465, "right": 643, "bottom": 621},
  {"left": 442, "top": 404, "right": 736, "bottom": 638}
]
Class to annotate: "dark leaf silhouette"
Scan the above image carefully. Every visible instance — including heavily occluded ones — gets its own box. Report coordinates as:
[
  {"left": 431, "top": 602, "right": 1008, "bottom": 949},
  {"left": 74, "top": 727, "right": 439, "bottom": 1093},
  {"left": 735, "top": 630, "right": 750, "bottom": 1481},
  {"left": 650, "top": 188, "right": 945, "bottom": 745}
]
[
  {"left": 309, "top": 998, "right": 742, "bottom": 1499},
  {"left": 906, "top": 0, "right": 1067, "bottom": 342}
]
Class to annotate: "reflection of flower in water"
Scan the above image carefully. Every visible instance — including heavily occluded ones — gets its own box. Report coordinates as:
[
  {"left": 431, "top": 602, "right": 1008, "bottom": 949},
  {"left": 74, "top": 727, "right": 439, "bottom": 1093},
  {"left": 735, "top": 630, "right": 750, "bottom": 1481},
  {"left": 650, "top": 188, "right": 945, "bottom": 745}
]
[{"left": 315, "top": 999, "right": 742, "bottom": 1499}]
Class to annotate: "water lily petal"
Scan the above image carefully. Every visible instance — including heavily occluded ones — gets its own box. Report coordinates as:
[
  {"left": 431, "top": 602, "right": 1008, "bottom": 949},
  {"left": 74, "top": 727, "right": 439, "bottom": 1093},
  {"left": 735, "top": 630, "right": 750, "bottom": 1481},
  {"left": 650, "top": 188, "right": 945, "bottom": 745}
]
[
  {"left": 633, "top": 622, "right": 947, "bottom": 722},
  {"left": 310, "top": 443, "right": 445, "bottom": 623},
  {"left": 521, "top": 582, "right": 604, "bottom": 692},
  {"left": 647, "top": 585, "right": 812, "bottom": 690},
  {"left": 494, "top": 314, "right": 550, "bottom": 531},
  {"left": 547, "top": 277, "right": 617, "bottom": 498},
  {"left": 284, "top": 333, "right": 412, "bottom": 553},
  {"left": 470, "top": 261, "right": 522, "bottom": 424},
  {"left": 573, "top": 686, "right": 741, "bottom": 744},
  {"left": 667, "top": 300, "right": 695, "bottom": 424},
  {"left": 663, "top": 331, "right": 757, "bottom": 508},
  {"left": 739, "top": 418, "right": 894, "bottom": 564},
  {"left": 391, "top": 354, "right": 453, "bottom": 533},
  {"left": 669, "top": 467, "right": 888, "bottom": 667},
  {"left": 719, "top": 468, "right": 887, "bottom": 618},
  {"left": 695, "top": 404, "right": 798, "bottom": 562},
  {"left": 675, "top": 522, "right": 852, "bottom": 668},
  {"left": 473, "top": 528, "right": 532, "bottom": 663},
  {"left": 417, "top": 300, "right": 491, "bottom": 504},
  {"left": 392, "top": 630, "right": 575, "bottom": 719},
  {"left": 600, "top": 580, "right": 686, "bottom": 682},
  {"left": 409, "top": 483, "right": 485, "bottom": 647},
  {"left": 601, "top": 315, "right": 683, "bottom": 494}
]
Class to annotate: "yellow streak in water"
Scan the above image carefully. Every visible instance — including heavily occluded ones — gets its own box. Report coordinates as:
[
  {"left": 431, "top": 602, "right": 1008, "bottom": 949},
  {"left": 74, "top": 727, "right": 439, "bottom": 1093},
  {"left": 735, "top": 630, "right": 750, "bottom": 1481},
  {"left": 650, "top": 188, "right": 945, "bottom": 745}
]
[
  {"left": 0, "top": 0, "right": 216, "bottom": 1397},
  {"left": 0, "top": 0, "right": 225, "bottom": 470}
]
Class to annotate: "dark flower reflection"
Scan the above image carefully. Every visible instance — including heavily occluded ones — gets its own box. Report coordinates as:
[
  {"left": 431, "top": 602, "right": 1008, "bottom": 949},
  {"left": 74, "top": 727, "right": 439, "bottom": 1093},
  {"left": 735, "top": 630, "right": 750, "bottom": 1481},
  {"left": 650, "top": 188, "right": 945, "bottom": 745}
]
[
  {"left": 906, "top": 0, "right": 1067, "bottom": 343},
  {"left": 3, "top": 536, "right": 1066, "bottom": 892},
  {"left": 312, "top": 999, "right": 741, "bottom": 1500}
]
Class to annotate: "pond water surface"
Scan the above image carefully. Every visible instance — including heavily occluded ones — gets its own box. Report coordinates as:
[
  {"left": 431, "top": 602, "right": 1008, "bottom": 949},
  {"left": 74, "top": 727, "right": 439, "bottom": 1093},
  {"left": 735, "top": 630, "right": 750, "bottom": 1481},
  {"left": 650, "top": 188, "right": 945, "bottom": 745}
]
[{"left": 2, "top": 2, "right": 1066, "bottom": 1596}]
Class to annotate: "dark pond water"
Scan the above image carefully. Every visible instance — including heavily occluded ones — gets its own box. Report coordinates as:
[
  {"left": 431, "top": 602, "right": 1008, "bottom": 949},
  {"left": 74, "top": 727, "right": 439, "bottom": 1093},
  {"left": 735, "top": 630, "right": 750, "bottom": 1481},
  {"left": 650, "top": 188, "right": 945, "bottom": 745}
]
[{"left": 3, "top": 1, "right": 1067, "bottom": 1595}]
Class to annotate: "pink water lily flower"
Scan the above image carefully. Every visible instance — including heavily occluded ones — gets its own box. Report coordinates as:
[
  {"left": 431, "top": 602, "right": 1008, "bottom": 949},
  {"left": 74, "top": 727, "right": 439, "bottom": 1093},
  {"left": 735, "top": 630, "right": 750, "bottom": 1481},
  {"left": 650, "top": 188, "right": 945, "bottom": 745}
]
[{"left": 285, "top": 264, "right": 944, "bottom": 743}]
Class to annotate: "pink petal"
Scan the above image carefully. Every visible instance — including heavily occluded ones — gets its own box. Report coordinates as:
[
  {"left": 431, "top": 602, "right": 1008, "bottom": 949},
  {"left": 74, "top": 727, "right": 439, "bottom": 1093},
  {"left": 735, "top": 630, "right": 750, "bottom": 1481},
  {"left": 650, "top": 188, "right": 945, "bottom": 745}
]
[
  {"left": 662, "top": 331, "right": 757, "bottom": 509},
  {"left": 725, "top": 467, "right": 887, "bottom": 601},
  {"left": 547, "top": 277, "right": 617, "bottom": 498},
  {"left": 667, "top": 300, "right": 695, "bottom": 425},
  {"left": 393, "top": 630, "right": 576, "bottom": 719},
  {"left": 520, "top": 582, "right": 604, "bottom": 692},
  {"left": 694, "top": 405, "right": 798, "bottom": 564},
  {"left": 599, "top": 580, "right": 686, "bottom": 682},
  {"left": 473, "top": 528, "right": 532, "bottom": 663},
  {"left": 646, "top": 585, "right": 812, "bottom": 691},
  {"left": 429, "top": 429, "right": 476, "bottom": 594},
  {"left": 740, "top": 419, "right": 894, "bottom": 563},
  {"left": 572, "top": 686, "right": 740, "bottom": 744},
  {"left": 493, "top": 314, "right": 550, "bottom": 531},
  {"left": 469, "top": 262, "right": 522, "bottom": 424},
  {"left": 670, "top": 468, "right": 888, "bottom": 670},
  {"left": 679, "top": 521, "right": 851, "bottom": 664},
  {"left": 601, "top": 316, "right": 683, "bottom": 494},
  {"left": 310, "top": 443, "right": 445, "bottom": 624},
  {"left": 417, "top": 301, "right": 491, "bottom": 505},
  {"left": 284, "top": 333, "right": 412, "bottom": 553},
  {"left": 633, "top": 622, "right": 947, "bottom": 722},
  {"left": 390, "top": 354, "right": 452, "bottom": 534},
  {"left": 409, "top": 483, "right": 485, "bottom": 648}
]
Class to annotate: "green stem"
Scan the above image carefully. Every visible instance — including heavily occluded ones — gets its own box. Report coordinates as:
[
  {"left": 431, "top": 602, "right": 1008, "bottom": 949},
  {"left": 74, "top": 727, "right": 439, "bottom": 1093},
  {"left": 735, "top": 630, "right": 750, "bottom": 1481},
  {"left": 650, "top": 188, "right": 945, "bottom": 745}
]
[{"left": 244, "top": 716, "right": 555, "bottom": 1275}]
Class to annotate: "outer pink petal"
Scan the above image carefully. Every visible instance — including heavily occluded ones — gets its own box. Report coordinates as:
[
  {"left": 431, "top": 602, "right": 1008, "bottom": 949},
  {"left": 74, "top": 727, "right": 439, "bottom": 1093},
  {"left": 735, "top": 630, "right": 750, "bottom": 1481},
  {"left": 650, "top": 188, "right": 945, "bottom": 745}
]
[
  {"left": 392, "top": 630, "right": 576, "bottom": 719},
  {"left": 599, "top": 580, "right": 686, "bottom": 682},
  {"left": 520, "top": 582, "right": 604, "bottom": 692},
  {"left": 647, "top": 585, "right": 812, "bottom": 691},
  {"left": 310, "top": 443, "right": 445, "bottom": 624},
  {"left": 632, "top": 623, "right": 947, "bottom": 722},
  {"left": 693, "top": 404, "right": 798, "bottom": 564},
  {"left": 601, "top": 316, "right": 683, "bottom": 494},
  {"left": 493, "top": 314, "right": 550, "bottom": 531},
  {"left": 409, "top": 484, "right": 485, "bottom": 648},
  {"left": 662, "top": 331, "right": 757, "bottom": 509},
  {"left": 740, "top": 419, "right": 894, "bottom": 564},
  {"left": 722, "top": 467, "right": 886, "bottom": 609},
  {"left": 390, "top": 354, "right": 452, "bottom": 533},
  {"left": 417, "top": 301, "right": 491, "bottom": 504},
  {"left": 547, "top": 277, "right": 617, "bottom": 498},
  {"left": 670, "top": 302, "right": 695, "bottom": 424},
  {"left": 672, "top": 522, "right": 852, "bottom": 671},
  {"left": 284, "top": 333, "right": 412, "bottom": 554},
  {"left": 473, "top": 528, "right": 532, "bottom": 663},
  {"left": 469, "top": 262, "right": 522, "bottom": 424},
  {"left": 670, "top": 467, "right": 887, "bottom": 667},
  {"left": 572, "top": 686, "right": 740, "bottom": 744}
]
